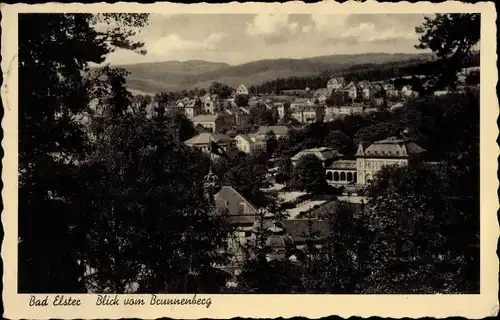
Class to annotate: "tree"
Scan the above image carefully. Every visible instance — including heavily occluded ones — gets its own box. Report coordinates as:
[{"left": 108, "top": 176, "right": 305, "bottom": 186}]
[
  {"left": 275, "top": 156, "right": 293, "bottom": 186},
  {"left": 323, "top": 130, "right": 350, "bottom": 155},
  {"left": 247, "top": 103, "right": 275, "bottom": 128},
  {"left": 18, "top": 13, "right": 149, "bottom": 293},
  {"left": 360, "top": 163, "right": 479, "bottom": 293},
  {"left": 415, "top": 14, "right": 480, "bottom": 89},
  {"left": 235, "top": 94, "right": 249, "bottom": 107},
  {"left": 290, "top": 154, "right": 328, "bottom": 195},
  {"left": 209, "top": 81, "right": 233, "bottom": 100},
  {"left": 265, "top": 131, "right": 278, "bottom": 155},
  {"left": 222, "top": 153, "right": 272, "bottom": 208},
  {"left": 316, "top": 204, "right": 365, "bottom": 293},
  {"left": 165, "top": 110, "right": 196, "bottom": 142},
  {"left": 353, "top": 122, "right": 401, "bottom": 148},
  {"left": 465, "top": 70, "right": 480, "bottom": 85},
  {"left": 84, "top": 112, "right": 232, "bottom": 293}
]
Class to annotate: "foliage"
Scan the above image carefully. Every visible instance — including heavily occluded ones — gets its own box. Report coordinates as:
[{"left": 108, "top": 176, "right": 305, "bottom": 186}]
[
  {"left": 235, "top": 256, "right": 305, "bottom": 293},
  {"left": 247, "top": 103, "right": 276, "bottom": 129},
  {"left": 265, "top": 131, "right": 278, "bottom": 155},
  {"left": 164, "top": 110, "right": 197, "bottom": 142},
  {"left": 83, "top": 111, "right": 232, "bottom": 293},
  {"left": 235, "top": 94, "right": 249, "bottom": 107},
  {"left": 218, "top": 152, "right": 274, "bottom": 208},
  {"left": 360, "top": 161, "right": 479, "bottom": 293},
  {"left": 290, "top": 154, "right": 328, "bottom": 195},
  {"left": 275, "top": 157, "right": 293, "bottom": 186},
  {"left": 209, "top": 81, "right": 234, "bottom": 100},
  {"left": 18, "top": 12, "right": 149, "bottom": 293},
  {"left": 323, "top": 130, "right": 350, "bottom": 155},
  {"left": 415, "top": 14, "right": 480, "bottom": 90}
]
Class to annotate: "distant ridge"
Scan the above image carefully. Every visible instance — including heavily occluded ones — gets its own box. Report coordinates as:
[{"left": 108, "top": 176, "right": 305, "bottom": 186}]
[{"left": 118, "top": 52, "right": 435, "bottom": 95}]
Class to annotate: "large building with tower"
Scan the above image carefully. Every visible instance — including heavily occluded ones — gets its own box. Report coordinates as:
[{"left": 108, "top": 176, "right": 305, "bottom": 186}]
[{"left": 324, "top": 137, "right": 425, "bottom": 186}]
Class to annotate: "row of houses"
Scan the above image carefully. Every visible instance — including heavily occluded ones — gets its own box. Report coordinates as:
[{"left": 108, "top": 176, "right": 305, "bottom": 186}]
[
  {"left": 311, "top": 77, "right": 419, "bottom": 105},
  {"left": 213, "top": 185, "right": 363, "bottom": 268},
  {"left": 184, "top": 126, "right": 289, "bottom": 154}
]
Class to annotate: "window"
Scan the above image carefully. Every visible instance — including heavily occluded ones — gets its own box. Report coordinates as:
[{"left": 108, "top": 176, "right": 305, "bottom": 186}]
[
  {"left": 326, "top": 172, "right": 333, "bottom": 180},
  {"left": 347, "top": 172, "right": 353, "bottom": 182},
  {"left": 238, "top": 202, "right": 246, "bottom": 214},
  {"left": 340, "top": 172, "right": 346, "bottom": 181}
]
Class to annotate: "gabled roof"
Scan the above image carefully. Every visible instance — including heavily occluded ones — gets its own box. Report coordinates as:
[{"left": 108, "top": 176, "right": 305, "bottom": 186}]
[
  {"left": 186, "top": 98, "right": 201, "bottom": 108},
  {"left": 236, "top": 134, "right": 263, "bottom": 143},
  {"left": 236, "top": 84, "right": 248, "bottom": 92},
  {"left": 184, "top": 132, "right": 233, "bottom": 145},
  {"left": 255, "top": 125, "right": 289, "bottom": 136},
  {"left": 343, "top": 81, "right": 356, "bottom": 89},
  {"left": 356, "top": 137, "right": 426, "bottom": 158},
  {"left": 313, "top": 88, "right": 329, "bottom": 97},
  {"left": 327, "top": 77, "right": 345, "bottom": 86},
  {"left": 214, "top": 186, "right": 258, "bottom": 225},
  {"left": 291, "top": 147, "right": 343, "bottom": 162},
  {"left": 192, "top": 114, "right": 220, "bottom": 122}
]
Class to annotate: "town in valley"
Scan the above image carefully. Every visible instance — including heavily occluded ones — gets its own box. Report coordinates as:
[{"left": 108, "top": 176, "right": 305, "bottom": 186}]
[{"left": 18, "top": 12, "right": 481, "bottom": 295}]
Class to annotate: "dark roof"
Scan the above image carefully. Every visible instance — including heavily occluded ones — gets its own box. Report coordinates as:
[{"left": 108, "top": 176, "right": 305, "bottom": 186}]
[
  {"left": 305, "top": 200, "right": 364, "bottom": 220},
  {"left": 255, "top": 126, "right": 289, "bottom": 136},
  {"left": 184, "top": 132, "right": 233, "bottom": 145},
  {"left": 357, "top": 137, "right": 426, "bottom": 158},
  {"left": 327, "top": 159, "right": 357, "bottom": 170},
  {"left": 282, "top": 219, "right": 330, "bottom": 243}
]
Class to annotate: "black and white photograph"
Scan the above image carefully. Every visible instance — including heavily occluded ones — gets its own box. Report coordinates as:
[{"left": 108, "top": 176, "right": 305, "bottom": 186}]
[{"left": 1, "top": 2, "right": 498, "bottom": 319}]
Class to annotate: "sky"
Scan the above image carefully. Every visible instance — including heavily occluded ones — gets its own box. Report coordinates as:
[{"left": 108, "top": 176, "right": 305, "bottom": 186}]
[{"left": 103, "top": 13, "right": 432, "bottom": 66}]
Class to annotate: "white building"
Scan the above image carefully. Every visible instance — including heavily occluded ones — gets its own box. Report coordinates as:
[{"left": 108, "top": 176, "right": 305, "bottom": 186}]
[
  {"left": 234, "top": 134, "right": 266, "bottom": 153},
  {"left": 236, "top": 84, "right": 249, "bottom": 96}
]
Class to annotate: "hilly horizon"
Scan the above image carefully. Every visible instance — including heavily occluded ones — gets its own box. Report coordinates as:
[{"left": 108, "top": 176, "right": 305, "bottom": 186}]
[{"left": 115, "top": 52, "right": 435, "bottom": 95}]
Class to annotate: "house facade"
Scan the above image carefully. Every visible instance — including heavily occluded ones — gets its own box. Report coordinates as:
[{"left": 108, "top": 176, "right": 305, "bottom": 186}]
[
  {"left": 184, "top": 132, "right": 235, "bottom": 154},
  {"left": 313, "top": 88, "right": 329, "bottom": 105},
  {"left": 255, "top": 126, "right": 289, "bottom": 139},
  {"left": 236, "top": 84, "right": 249, "bottom": 96},
  {"left": 234, "top": 134, "right": 266, "bottom": 153},
  {"left": 184, "top": 97, "right": 203, "bottom": 119},
  {"left": 192, "top": 114, "right": 226, "bottom": 133},
  {"left": 201, "top": 94, "right": 219, "bottom": 114},
  {"left": 290, "top": 98, "right": 314, "bottom": 109},
  {"left": 291, "top": 106, "right": 320, "bottom": 124},
  {"left": 343, "top": 82, "right": 358, "bottom": 100},
  {"left": 327, "top": 77, "right": 345, "bottom": 92},
  {"left": 215, "top": 186, "right": 259, "bottom": 245}
]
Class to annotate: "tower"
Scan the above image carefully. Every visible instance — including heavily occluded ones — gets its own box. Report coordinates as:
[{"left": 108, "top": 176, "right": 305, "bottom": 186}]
[{"left": 203, "top": 170, "right": 220, "bottom": 206}]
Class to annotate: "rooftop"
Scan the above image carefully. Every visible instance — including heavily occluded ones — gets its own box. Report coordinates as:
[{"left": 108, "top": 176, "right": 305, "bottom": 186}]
[
  {"left": 192, "top": 114, "right": 220, "bottom": 122},
  {"left": 291, "top": 147, "right": 343, "bottom": 162},
  {"left": 214, "top": 186, "right": 258, "bottom": 225},
  {"left": 184, "top": 132, "right": 233, "bottom": 145},
  {"left": 327, "top": 159, "right": 357, "bottom": 170},
  {"left": 357, "top": 137, "right": 426, "bottom": 158},
  {"left": 255, "top": 125, "right": 289, "bottom": 136}
]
